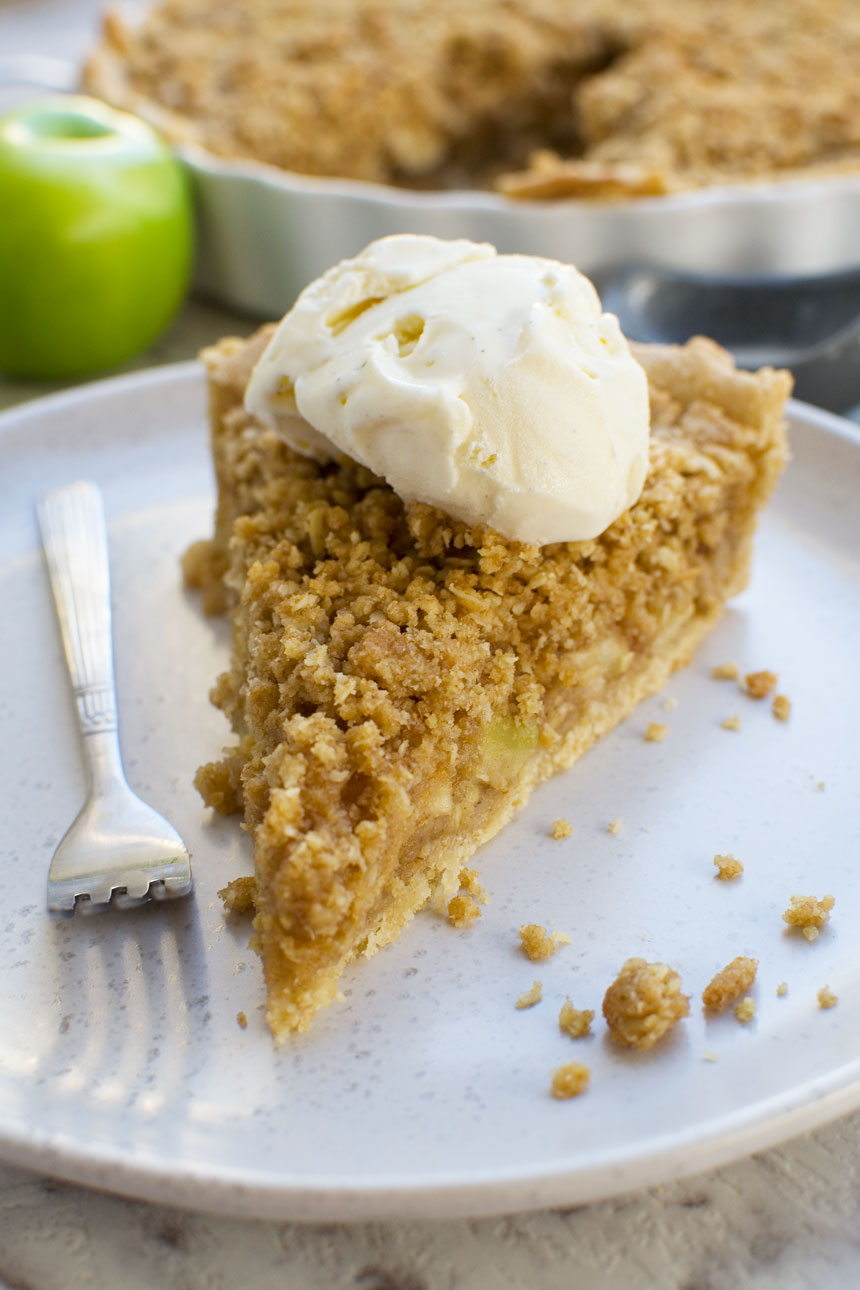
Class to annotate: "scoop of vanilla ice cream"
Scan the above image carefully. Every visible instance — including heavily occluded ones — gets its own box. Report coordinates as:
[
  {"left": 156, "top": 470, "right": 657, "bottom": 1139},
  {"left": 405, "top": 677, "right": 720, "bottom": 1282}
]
[{"left": 244, "top": 235, "right": 650, "bottom": 545}]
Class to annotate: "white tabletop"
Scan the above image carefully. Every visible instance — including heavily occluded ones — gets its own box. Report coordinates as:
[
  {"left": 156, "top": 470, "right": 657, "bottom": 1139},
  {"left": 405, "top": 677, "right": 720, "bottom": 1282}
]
[{"left": 2, "top": 3, "right": 860, "bottom": 1285}]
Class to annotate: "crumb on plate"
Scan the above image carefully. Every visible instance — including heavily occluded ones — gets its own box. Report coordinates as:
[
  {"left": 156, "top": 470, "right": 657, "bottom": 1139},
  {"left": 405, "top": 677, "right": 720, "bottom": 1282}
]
[
  {"left": 644, "top": 722, "right": 668, "bottom": 743},
  {"left": 817, "top": 986, "right": 838, "bottom": 1010},
  {"left": 607, "top": 819, "right": 622, "bottom": 835},
  {"left": 448, "top": 893, "right": 481, "bottom": 928},
  {"left": 703, "top": 1050, "right": 719, "bottom": 1063},
  {"left": 559, "top": 999, "right": 594, "bottom": 1038},
  {"left": 702, "top": 956, "right": 758, "bottom": 1010},
  {"left": 711, "top": 662, "right": 738, "bottom": 681},
  {"left": 776, "top": 982, "right": 788, "bottom": 997},
  {"left": 744, "top": 669, "right": 778, "bottom": 699},
  {"left": 782, "top": 893, "right": 834, "bottom": 938},
  {"left": 721, "top": 714, "right": 741, "bottom": 732},
  {"left": 516, "top": 980, "right": 543, "bottom": 1009},
  {"left": 519, "top": 924, "right": 570, "bottom": 960},
  {"left": 713, "top": 853, "right": 743, "bottom": 880},
  {"left": 550, "top": 1062, "right": 590, "bottom": 1100},
  {"left": 551, "top": 818, "right": 573, "bottom": 840},
  {"left": 237, "top": 1010, "right": 248, "bottom": 1029},
  {"left": 772, "top": 694, "right": 791, "bottom": 721},
  {"left": 663, "top": 697, "right": 678, "bottom": 711},
  {"left": 734, "top": 996, "right": 756, "bottom": 1023},
  {"left": 603, "top": 958, "right": 689, "bottom": 1050},
  {"left": 219, "top": 875, "right": 257, "bottom": 915},
  {"left": 459, "top": 867, "right": 489, "bottom": 904}
]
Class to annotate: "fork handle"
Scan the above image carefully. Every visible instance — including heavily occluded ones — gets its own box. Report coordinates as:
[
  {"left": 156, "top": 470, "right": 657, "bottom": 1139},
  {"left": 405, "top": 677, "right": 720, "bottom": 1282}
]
[{"left": 38, "top": 482, "right": 120, "bottom": 746}]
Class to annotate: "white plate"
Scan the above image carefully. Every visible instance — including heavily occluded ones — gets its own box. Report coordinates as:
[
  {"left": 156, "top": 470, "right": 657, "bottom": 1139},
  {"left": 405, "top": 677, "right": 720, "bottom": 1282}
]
[{"left": 1, "top": 366, "right": 859, "bottom": 1221}]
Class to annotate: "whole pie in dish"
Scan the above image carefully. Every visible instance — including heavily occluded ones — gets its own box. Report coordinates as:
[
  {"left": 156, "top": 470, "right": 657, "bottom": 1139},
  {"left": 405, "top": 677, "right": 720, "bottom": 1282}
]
[
  {"left": 184, "top": 325, "right": 790, "bottom": 1039},
  {"left": 85, "top": 0, "right": 860, "bottom": 198}
]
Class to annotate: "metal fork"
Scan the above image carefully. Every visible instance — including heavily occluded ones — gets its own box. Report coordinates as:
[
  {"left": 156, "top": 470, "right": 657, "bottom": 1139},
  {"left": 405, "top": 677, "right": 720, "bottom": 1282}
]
[{"left": 37, "top": 481, "right": 193, "bottom": 914}]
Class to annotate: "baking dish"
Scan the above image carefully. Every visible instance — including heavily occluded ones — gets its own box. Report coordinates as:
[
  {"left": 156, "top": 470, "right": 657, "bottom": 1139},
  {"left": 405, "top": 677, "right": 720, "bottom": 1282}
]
[{"left": 182, "top": 145, "right": 860, "bottom": 409}]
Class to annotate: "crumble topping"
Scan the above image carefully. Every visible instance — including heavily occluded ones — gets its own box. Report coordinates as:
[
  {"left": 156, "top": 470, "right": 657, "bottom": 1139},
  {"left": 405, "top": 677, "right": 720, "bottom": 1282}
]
[
  {"left": 516, "top": 981, "right": 543, "bottom": 1009},
  {"left": 721, "top": 715, "right": 741, "bottom": 732},
  {"left": 817, "top": 986, "right": 838, "bottom": 1010},
  {"left": 607, "top": 819, "right": 622, "bottom": 835},
  {"left": 702, "top": 956, "right": 758, "bottom": 1011},
  {"left": 550, "top": 1062, "right": 590, "bottom": 1100},
  {"left": 551, "top": 818, "right": 573, "bottom": 840},
  {"left": 776, "top": 982, "right": 788, "bottom": 996},
  {"left": 519, "top": 924, "right": 570, "bottom": 961},
  {"left": 644, "top": 722, "right": 668, "bottom": 743},
  {"left": 603, "top": 958, "right": 690, "bottom": 1050},
  {"left": 86, "top": 0, "right": 860, "bottom": 198},
  {"left": 711, "top": 662, "right": 739, "bottom": 681},
  {"left": 713, "top": 853, "right": 743, "bottom": 881},
  {"left": 782, "top": 894, "right": 834, "bottom": 940},
  {"left": 559, "top": 999, "right": 594, "bottom": 1038},
  {"left": 237, "top": 1010, "right": 248, "bottom": 1029},
  {"left": 772, "top": 694, "right": 791, "bottom": 721},
  {"left": 744, "top": 670, "right": 778, "bottom": 699},
  {"left": 734, "top": 996, "right": 756, "bottom": 1024}
]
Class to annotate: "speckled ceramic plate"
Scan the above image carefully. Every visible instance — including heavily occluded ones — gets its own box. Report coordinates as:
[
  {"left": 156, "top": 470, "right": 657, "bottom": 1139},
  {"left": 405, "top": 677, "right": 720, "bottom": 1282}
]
[{"left": 1, "top": 366, "right": 859, "bottom": 1221}]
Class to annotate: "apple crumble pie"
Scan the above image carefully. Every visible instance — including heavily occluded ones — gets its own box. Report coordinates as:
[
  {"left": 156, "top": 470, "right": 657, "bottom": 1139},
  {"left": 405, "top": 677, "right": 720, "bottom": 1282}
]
[
  {"left": 184, "top": 329, "right": 788, "bottom": 1039},
  {"left": 85, "top": 0, "right": 860, "bottom": 198}
]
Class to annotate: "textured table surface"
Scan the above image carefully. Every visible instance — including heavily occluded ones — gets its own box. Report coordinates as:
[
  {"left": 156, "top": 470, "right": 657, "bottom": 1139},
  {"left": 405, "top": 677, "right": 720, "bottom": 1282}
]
[{"left": 3, "top": 2, "right": 860, "bottom": 1285}]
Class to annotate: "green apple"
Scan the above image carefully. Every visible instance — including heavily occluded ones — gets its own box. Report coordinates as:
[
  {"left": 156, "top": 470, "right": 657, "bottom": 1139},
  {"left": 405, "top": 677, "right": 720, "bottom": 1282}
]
[{"left": 0, "top": 95, "right": 194, "bottom": 379}]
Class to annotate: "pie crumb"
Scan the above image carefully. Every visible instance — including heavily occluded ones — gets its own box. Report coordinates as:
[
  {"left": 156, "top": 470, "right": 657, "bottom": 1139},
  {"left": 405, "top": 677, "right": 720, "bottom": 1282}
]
[
  {"left": 734, "top": 996, "right": 756, "bottom": 1024},
  {"left": 219, "top": 875, "right": 257, "bottom": 916},
  {"left": 711, "top": 662, "right": 738, "bottom": 681},
  {"left": 516, "top": 980, "right": 543, "bottom": 1009},
  {"left": 459, "top": 868, "right": 489, "bottom": 904},
  {"left": 721, "top": 714, "right": 741, "bottom": 732},
  {"left": 519, "top": 924, "right": 570, "bottom": 960},
  {"left": 702, "top": 1050, "right": 719, "bottom": 1063},
  {"left": 782, "top": 893, "right": 834, "bottom": 937},
  {"left": 551, "top": 818, "right": 573, "bottom": 840},
  {"left": 448, "top": 894, "right": 481, "bottom": 928},
  {"left": 603, "top": 958, "right": 689, "bottom": 1050},
  {"left": 713, "top": 853, "right": 743, "bottom": 880},
  {"left": 772, "top": 694, "right": 791, "bottom": 721},
  {"left": 817, "top": 986, "right": 838, "bottom": 1010},
  {"left": 702, "top": 956, "right": 757, "bottom": 1010},
  {"left": 550, "top": 1062, "right": 590, "bottom": 1100},
  {"left": 663, "top": 697, "right": 678, "bottom": 711},
  {"left": 644, "top": 722, "right": 668, "bottom": 743},
  {"left": 744, "top": 669, "right": 778, "bottom": 699},
  {"left": 607, "top": 819, "right": 622, "bottom": 835},
  {"left": 237, "top": 1011, "right": 248, "bottom": 1029},
  {"left": 776, "top": 982, "right": 788, "bottom": 997},
  {"left": 559, "top": 999, "right": 594, "bottom": 1038}
]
